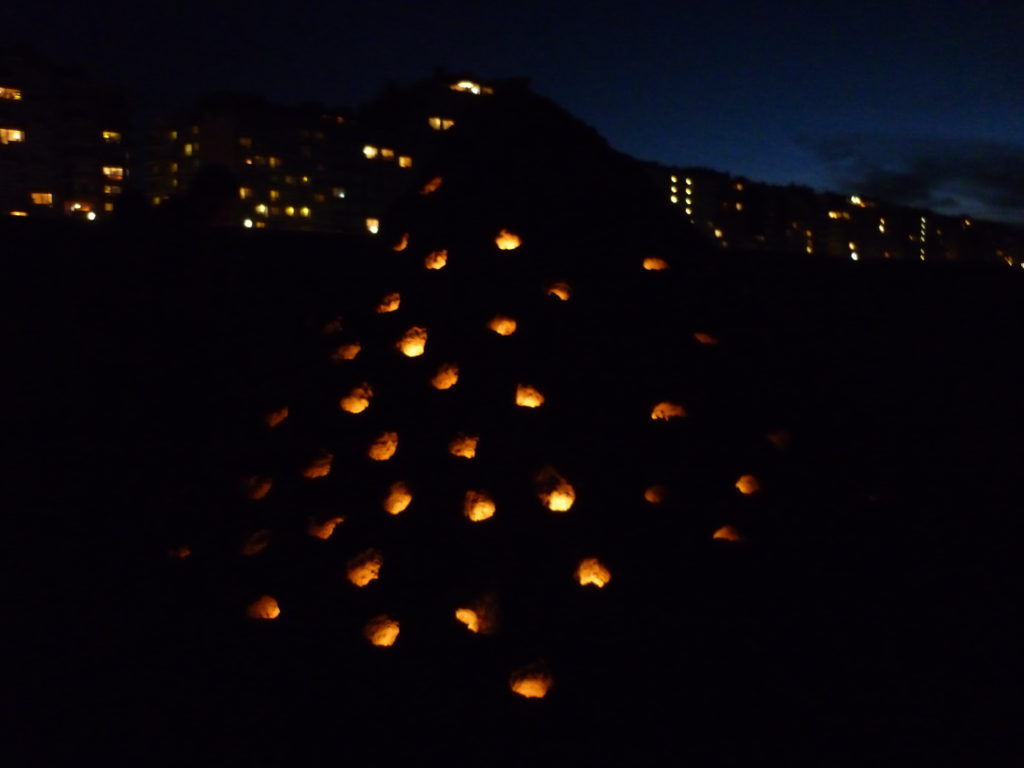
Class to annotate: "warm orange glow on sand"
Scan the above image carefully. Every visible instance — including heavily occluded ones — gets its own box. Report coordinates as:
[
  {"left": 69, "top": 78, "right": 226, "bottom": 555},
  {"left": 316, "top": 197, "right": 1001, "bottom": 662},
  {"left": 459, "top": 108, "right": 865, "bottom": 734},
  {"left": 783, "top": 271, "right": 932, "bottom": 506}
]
[{"left": 303, "top": 453, "right": 333, "bottom": 478}]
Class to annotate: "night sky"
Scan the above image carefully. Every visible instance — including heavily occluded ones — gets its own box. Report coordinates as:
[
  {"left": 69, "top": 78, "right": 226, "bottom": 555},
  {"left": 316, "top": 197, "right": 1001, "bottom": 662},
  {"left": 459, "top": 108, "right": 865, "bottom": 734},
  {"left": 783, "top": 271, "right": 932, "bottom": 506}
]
[{"left": 11, "top": 0, "right": 1023, "bottom": 223}]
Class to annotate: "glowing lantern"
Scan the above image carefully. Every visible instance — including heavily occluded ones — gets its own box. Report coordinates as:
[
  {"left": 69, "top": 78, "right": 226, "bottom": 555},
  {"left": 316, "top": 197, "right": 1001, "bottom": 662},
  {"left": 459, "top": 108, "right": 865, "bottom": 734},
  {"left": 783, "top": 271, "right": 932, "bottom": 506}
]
[
  {"left": 510, "top": 668, "right": 552, "bottom": 699},
  {"left": 643, "top": 257, "right": 669, "bottom": 271},
  {"left": 331, "top": 343, "right": 361, "bottom": 361},
  {"left": 242, "top": 529, "right": 271, "bottom": 556},
  {"left": 515, "top": 384, "right": 545, "bottom": 408},
  {"left": 168, "top": 545, "right": 191, "bottom": 559},
  {"left": 364, "top": 615, "right": 400, "bottom": 647},
  {"left": 247, "top": 595, "right": 280, "bottom": 620},
  {"left": 766, "top": 430, "right": 790, "bottom": 450},
  {"left": 303, "top": 452, "right": 333, "bottom": 478},
  {"left": 346, "top": 548, "right": 383, "bottom": 587},
  {"left": 246, "top": 475, "right": 272, "bottom": 501},
  {"left": 397, "top": 326, "right": 428, "bottom": 357},
  {"left": 575, "top": 557, "right": 611, "bottom": 588},
  {"left": 464, "top": 490, "right": 496, "bottom": 522},
  {"left": 454, "top": 595, "right": 496, "bottom": 634},
  {"left": 424, "top": 249, "right": 447, "bottom": 270},
  {"left": 536, "top": 467, "right": 575, "bottom": 512},
  {"left": 383, "top": 481, "right": 412, "bottom": 515},
  {"left": 644, "top": 484, "right": 666, "bottom": 504},
  {"left": 265, "top": 407, "right": 288, "bottom": 428},
  {"left": 735, "top": 475, "right": 760, "bottom": 495},
  {"left": 455, "top": 608, "right": 480, "bottom": 633},
  {"left": 420, "top": 176, "right": 443, "bottom": 195},
  {"left": 376, "top": 292, "right": 400, "bottom": 313},
  {"left": 495, "top": 229, "right": 521, "bottom": 250},
  {"left": 713, "top": 525, "right": 741, "bottom": 541},
  {"left": 546, "top": 281, "right": 571, "bottom": 301},
  {"left": 693, "top": 332, "right": 719, "bottom": 345},
  {"left": 307, "top": 516, "right": 344, "bottom": 540},
  {"left": 322, "top": 316, "right": 343, "bottom": 334},
  {"left": 340, "top": 383, "right": 373, "bottom": 414},
  {"left": 392, "top": 233, "right": 409, "bottom": 251},
  {"left": 449, "top": 433, "right": 479, "bottom": 459},
  {"left": 368, "top": 431, "right": 398, "bottom": 461},
  {"left": 431, "top": 363, "right": 459, "bottom": 390},
  {"left": 488, "top": 315, "right": 517, "bottom": 336},
  {"left": 651, "top": 401, "right": 686, "bottom": 420}
]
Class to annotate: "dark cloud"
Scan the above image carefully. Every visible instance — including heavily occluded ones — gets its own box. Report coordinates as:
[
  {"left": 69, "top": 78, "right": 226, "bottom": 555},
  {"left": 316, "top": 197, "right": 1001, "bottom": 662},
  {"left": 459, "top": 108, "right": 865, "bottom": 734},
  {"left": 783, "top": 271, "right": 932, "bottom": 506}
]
[{"left": 799, "top": 134, "right": 1024, "bottom": 225}]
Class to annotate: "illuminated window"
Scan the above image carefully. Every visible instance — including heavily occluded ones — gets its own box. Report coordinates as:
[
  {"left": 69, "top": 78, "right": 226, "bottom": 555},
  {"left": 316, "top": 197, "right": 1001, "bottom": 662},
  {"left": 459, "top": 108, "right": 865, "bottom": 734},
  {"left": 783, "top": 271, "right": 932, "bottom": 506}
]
[
  {"left": 102, "top": 166, "right": 125, "bottom": 181},
  {"left": 67, "top": 201, "right": 92, "bottom": 213},
  {"left": 152, "top": 197, "right": 162, "bottom": 205},
  {"left": 366, "top": 217, "right": 380, "bottom": 234},
  {"left": 255, "top": 203, "right": 268, "bottom": 216},
  {"left": 735, "top": 202, "right": 743, "bottom": 211},
  {"left": 670, "top": 175, "right": 677, "bottom": 183},
  {"left": 31, "top": 192, "right": 53, "bottom": 205},
  {"left": 398, "top": 155, "right": 412, "bottom": 168},
  {"left": 169, "top": 130, "right": 178, "bottom": 140},
  {"left": 243, "top": 218, "right": 253, "bottom": 228},
  {"left": 670, "top": 195, "right": 678, "bottom": 204},
  {"left": 828, "top": 211, "right": 850, "bottom": 220},
  {"left": 269, "top": 189, "right": 280, "bottom": 201},
  {"left": 428, "top": 116, "right": 455, "bottom": 130},
  {"left": 301, "top": 175, "right": 310, "bottom": 184},
  {"left": 685, "top": 207, "right": 692, "bottom": 215},
  {"left": 300, "top": 206, "right": 311, "bottom": 218},
  {"left": 239, "top": 187, "right": 252, "bottom": 199},
  {"left": 313, "top": 193, "right": 326, "bottom": 203},
  {"left": 268, "top": 156, "right": 281, "bottom": 168},
  {"left": 714, "top": 228, "right": 723, "bottom": 238},
  {"left": 878, "top": 218, "right": 886, "bottom": 233},
  {"left": 191, "top": 125, "right": 199, "bottom": 135},
  {"left": 685, "top": 187, "right": 692, "bottom": 195},
  {"left": 101, "top": 130, "right": 122, "bottom": 144},
  {"left": 0, "top": 128, "right": 25, "bottom": 143},
  {"left": 332, "top": 187, "right": 346, "bottom": 199},
  {"left": 0, "top": 86, "right": 23, "bottom": 101},
  {"left": 285, "top": 205, "right": 295, "bottom": 217},
  {"left": 239, "top": 136, "right": 253, "bottom": 148},
  {"left": 8, "top": 211, "right": 28, "bottom": 216},
  {"left": 363, "top": 145, "right": 379, "bottom": 159},
  {"left": 735, "top": 182, "right": 744, "bottom": 191},
  {"left": 171, "top": 179, "right": 179, "bottom": 188},
  {"left": 285, "top": 175, "right": 296, "bottom": 185},
  {"left": 450, "top": 80, "right": 483, "bottom": 94},
  {"left": 103, "top": 185, "right": 122, "bottom": 195},
  {"left": 169, "top": 162, "right": 178, "bottom": 173},
  {"left": 104, "top": 201, "right": 114, "bottom": 212},
  {"left": 183, "top": 143, "right": 194, "bottom": 156},
  {"left": 381, "top": 148, "right": 395, "bottom": 159},
  {"left": 685, "top": 177, "right": 693, "bottom": 185}
]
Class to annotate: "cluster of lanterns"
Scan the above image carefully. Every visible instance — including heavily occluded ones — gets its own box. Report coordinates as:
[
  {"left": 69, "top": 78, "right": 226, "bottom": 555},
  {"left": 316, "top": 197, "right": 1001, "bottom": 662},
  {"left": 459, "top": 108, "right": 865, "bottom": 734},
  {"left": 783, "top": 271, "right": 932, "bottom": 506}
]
[{"left": 185, "top": 215, "right": 770, "bottom": 702}]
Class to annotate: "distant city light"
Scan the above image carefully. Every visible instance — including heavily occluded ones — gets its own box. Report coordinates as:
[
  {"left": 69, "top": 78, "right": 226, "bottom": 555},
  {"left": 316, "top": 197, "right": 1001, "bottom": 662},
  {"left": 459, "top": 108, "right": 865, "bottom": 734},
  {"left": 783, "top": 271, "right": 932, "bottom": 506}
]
[
  {"left": 243, "top": 218, "right": 253, "bottom": 228},
  {"left": 366, "top": 217, "right": 380, "bottom": 234},
  {"left": 86, "top": 212, "right": 97, "bottom": 221}
]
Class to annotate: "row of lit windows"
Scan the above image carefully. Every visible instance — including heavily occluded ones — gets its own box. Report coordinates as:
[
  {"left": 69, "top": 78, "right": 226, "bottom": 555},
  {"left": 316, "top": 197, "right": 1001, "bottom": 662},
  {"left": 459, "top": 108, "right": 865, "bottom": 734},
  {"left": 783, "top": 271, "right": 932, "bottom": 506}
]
[
  {"left": 0, "top": 86, "right": 22, "bottom": 100},
  {"left": 252, "top": 203, "right": 312, "bottom": 218},
  {"left": 428, "top": 116, "right": 455, "bottom": 131},
  {"left": 450, "top": 80, "right": 493, "bottom": 95},
  {"left": 363, "top": 145, "right": 412, "bottom": 167},
  {"left": 1, "top": 127, "right": 25, "bottom": 143},
  {"left": 668, "top": 174, "right": 694, "bottom": 215},
  {"left": 244, "top": 155, "right": 283, "bottom": 168},
  {"left": 240, "top": 186, "right": 344, "bottom": 201}
]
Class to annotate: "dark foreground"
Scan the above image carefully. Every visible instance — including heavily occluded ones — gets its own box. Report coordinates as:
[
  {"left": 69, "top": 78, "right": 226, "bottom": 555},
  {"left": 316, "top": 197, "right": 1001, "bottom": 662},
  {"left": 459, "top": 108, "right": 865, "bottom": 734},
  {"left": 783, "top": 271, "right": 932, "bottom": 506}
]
[{"left": 6, "top": 221, "right": 1021, "bottom": 766}]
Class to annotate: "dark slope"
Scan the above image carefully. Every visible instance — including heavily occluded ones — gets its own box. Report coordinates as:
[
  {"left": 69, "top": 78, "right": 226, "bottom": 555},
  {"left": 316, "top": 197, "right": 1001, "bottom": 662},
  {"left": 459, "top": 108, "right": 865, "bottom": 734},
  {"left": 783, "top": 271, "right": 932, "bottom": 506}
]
[{"left": 7, "top": 84, "right": 1021, "bottom": 767}]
